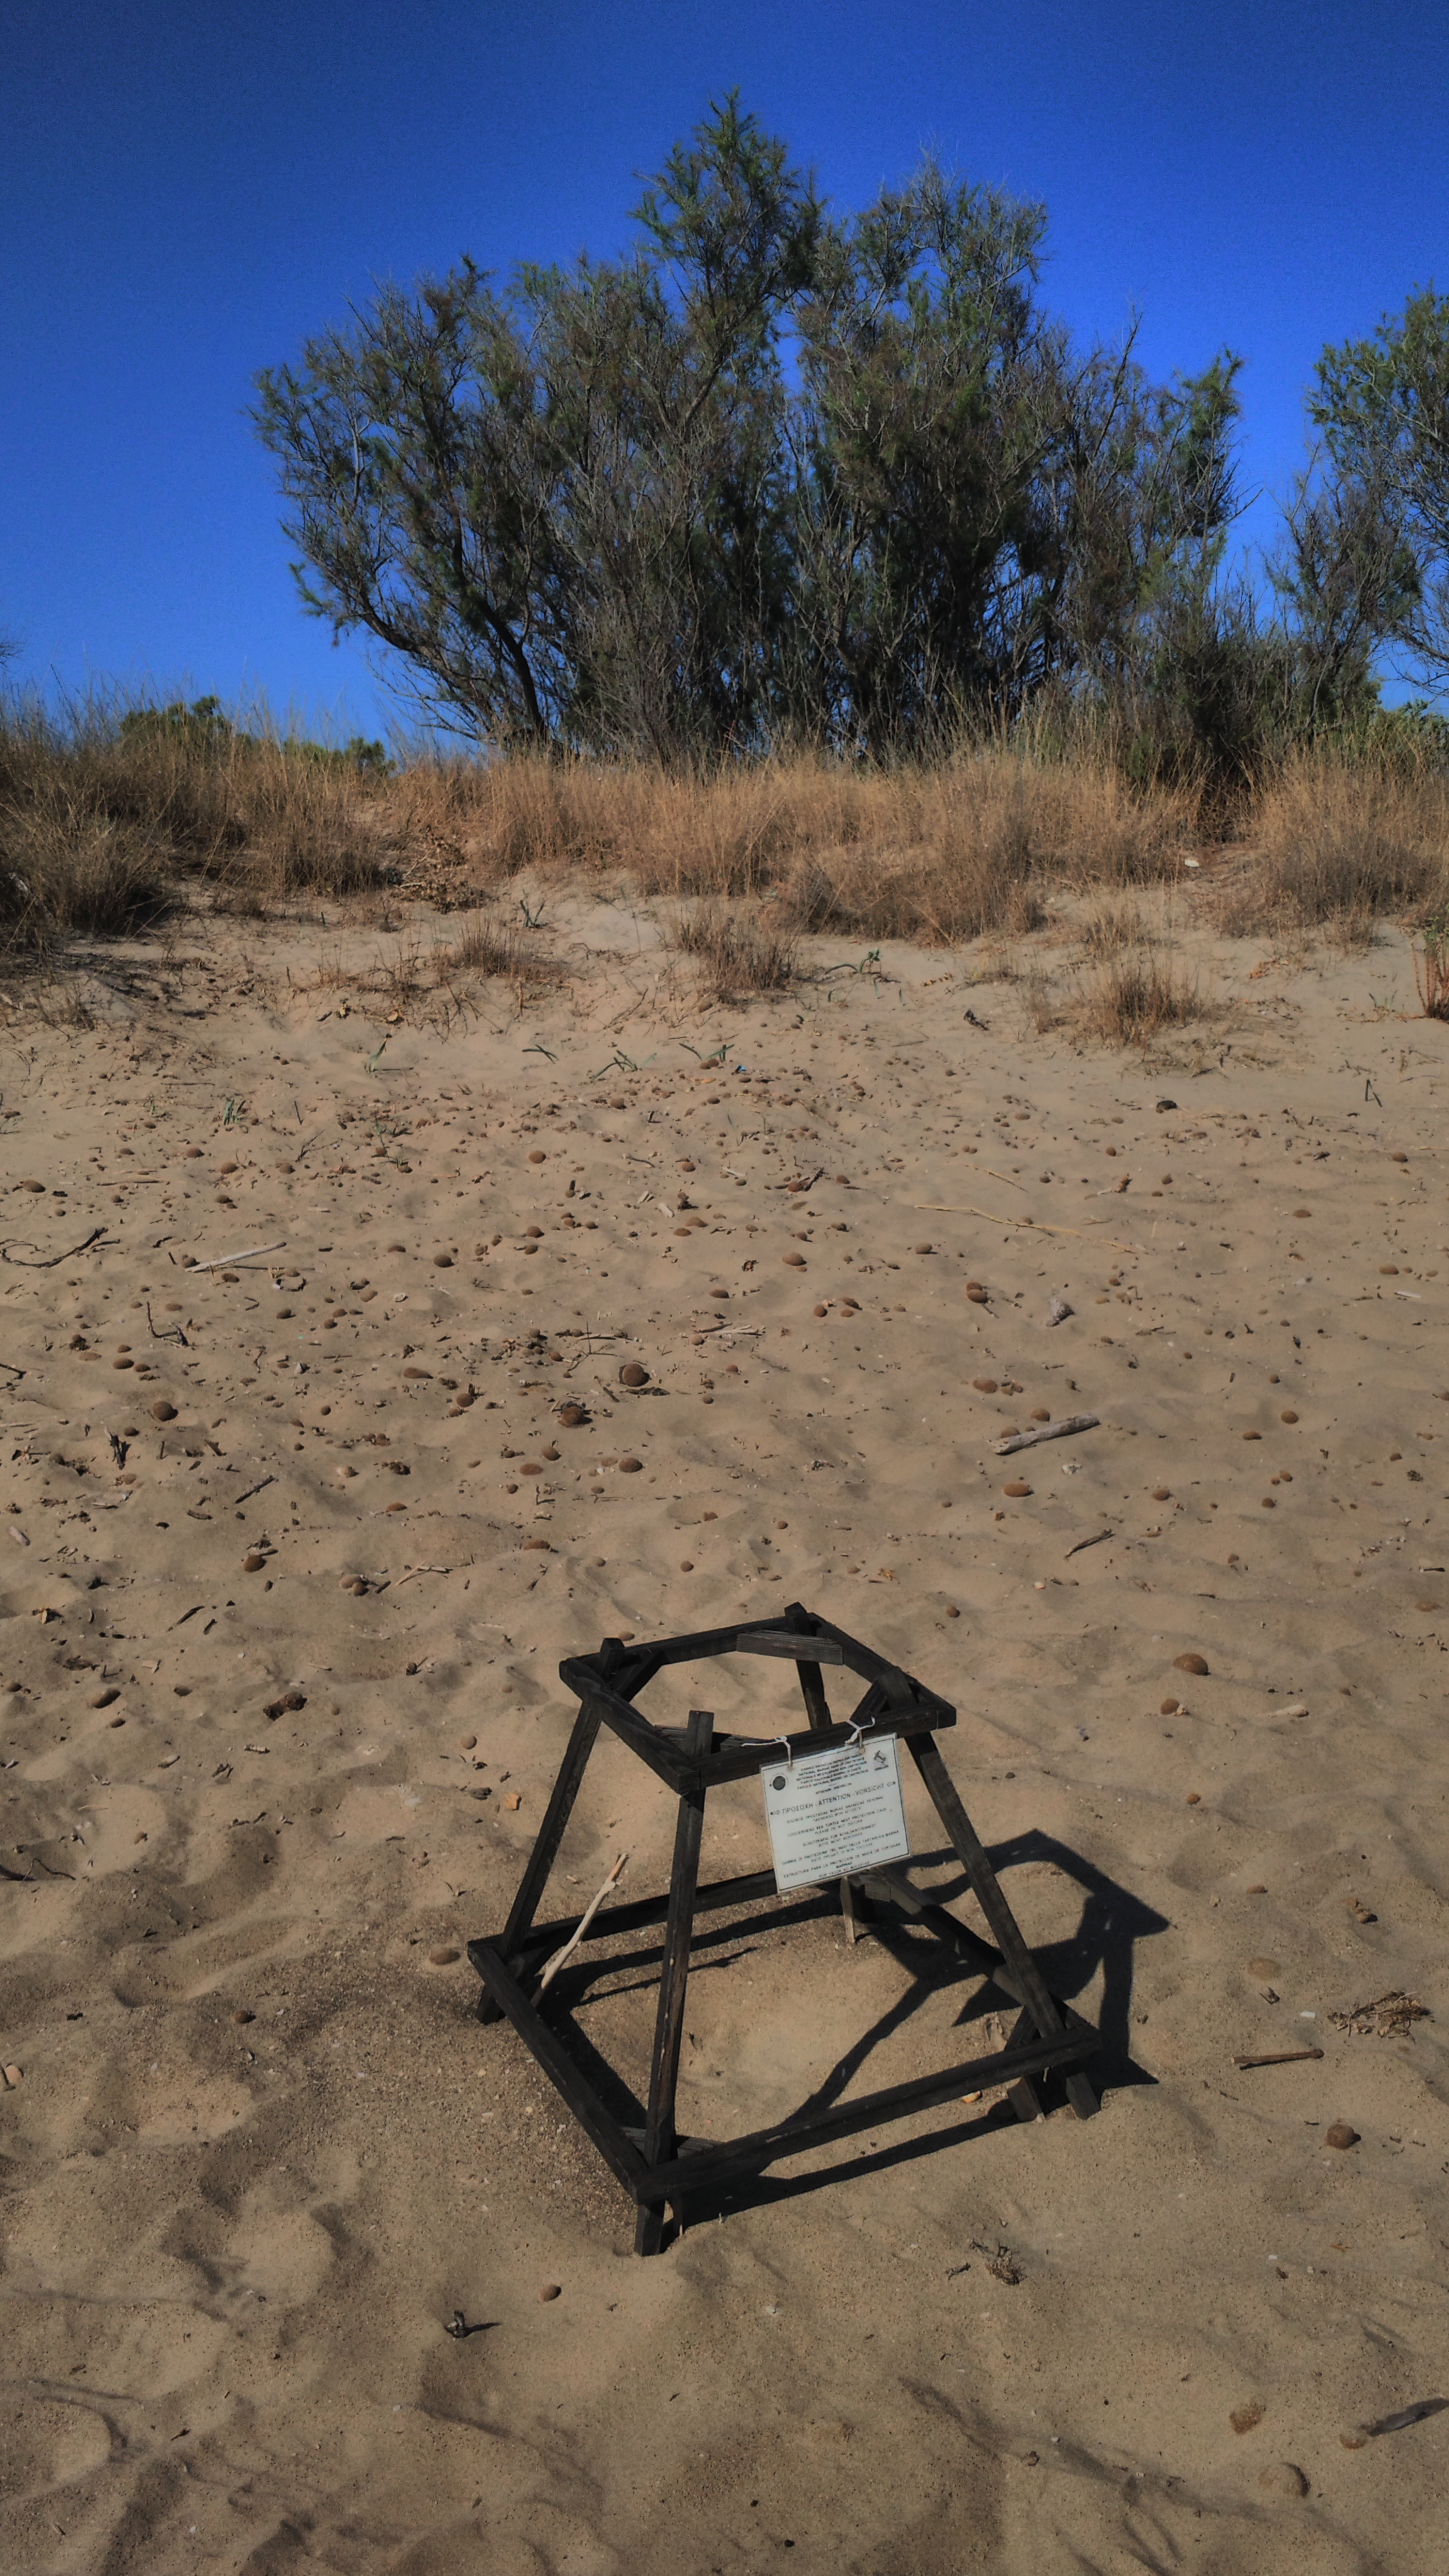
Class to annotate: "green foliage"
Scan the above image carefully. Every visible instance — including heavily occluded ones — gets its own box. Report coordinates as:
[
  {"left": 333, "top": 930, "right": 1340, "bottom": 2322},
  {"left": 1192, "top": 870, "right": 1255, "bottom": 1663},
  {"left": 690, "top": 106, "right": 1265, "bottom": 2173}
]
[{"left": 1307, "top": 288, "right": 1449, "bottom": 692}]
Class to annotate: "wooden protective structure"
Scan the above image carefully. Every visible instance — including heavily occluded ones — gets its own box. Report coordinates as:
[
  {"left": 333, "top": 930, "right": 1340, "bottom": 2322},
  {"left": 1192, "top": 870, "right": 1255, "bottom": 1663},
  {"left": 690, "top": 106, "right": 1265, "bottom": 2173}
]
[{"left": 468, "top": 1605, "right": 1100, "bottom": 2253}]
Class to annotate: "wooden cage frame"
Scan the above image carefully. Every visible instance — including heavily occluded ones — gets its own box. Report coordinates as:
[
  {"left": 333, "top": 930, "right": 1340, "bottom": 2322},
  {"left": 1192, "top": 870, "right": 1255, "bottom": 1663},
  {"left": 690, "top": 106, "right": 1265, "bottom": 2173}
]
[{"left": 468, "top": 1604, "right": 1099, "bottom": 2253}]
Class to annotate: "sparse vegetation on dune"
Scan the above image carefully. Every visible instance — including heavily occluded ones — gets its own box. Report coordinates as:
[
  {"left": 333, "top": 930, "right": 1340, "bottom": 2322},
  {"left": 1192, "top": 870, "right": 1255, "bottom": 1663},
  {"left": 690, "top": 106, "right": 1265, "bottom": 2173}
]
[{"left": 5, "top": 693, "right": 1449, "bottom": 1022}]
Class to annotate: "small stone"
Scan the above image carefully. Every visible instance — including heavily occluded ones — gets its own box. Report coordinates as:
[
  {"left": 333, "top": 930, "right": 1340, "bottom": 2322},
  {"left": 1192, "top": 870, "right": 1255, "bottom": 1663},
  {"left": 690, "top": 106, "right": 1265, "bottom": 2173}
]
[
  {"left": 972, "top": 1377, "right": 998, "bottom": 1393},
  {"left": 945, "top": 1604, "right": 960, "bottom": 1619},
  {"left": 218, "top": 1160, "right": 238, "bottom": 1177},
  {"left": 1258, "top": 2462, "right": 1308, "bottom": 2498},
  {"left": 528, "top": 1149, "right": 547, "bottom": 1163},
  {"left": 428, "top": 1946, "right": 461, "bottom": 1967},
  {"left": 433, "top": 1253, "right": 454, "bottom": 1269},
  {"left": 680, "top": 1559, "right": 694, "bottom": 1571},
  {"left": 1160, "top": 1697, "right": 1179, "bottom": 1715},
  {"left": 1390, "top": 1152, "right": 1408, "bottom": 1165},
  {"left": 812, "top": 1304, "right": 828, "bottom": 1318},
  {"left": 538, "top": 2283, "right": 561, "bottom": 2302},
  {"left": 112, "top": 1356, "right": 135, "bottom": 1370},
  {"left": 242, "top": 1551, "right": 266, "bottom": 1573},
  {"left": 783, "top": 1252, "right": 806, "bottom": 1268},
  {"left": 1152, "top": 1487, "right": 1171, "bottom": 1501},
  {"left": 108, "top": 1714, "right": 125, "bottom": 1728},
  {"left": 1379, "top": 1263, "right": 1399, "bottom": 1275},
  {"left": 619, "top": 1457, "right": 643, "bottom": 1474},
  {"left": 965, "top": 1282, "right": 989, "bottom": 1303},
  {"left": 1030, "top": 1407, "right": 1051, "bottom": 1423},
  {"left": 557, "top": 1402, "right": 587, "bottom": 1427},
  {"left": 1242, "top": 1429, "right": 1262, "bottom": 1440},
  {"left": 1280, "top": 1409, "right": 1299, "bottom": 1423},
  {"left": 523, "top": 1538, "right": 550, "bottom": 1552},
  {"left": 913, "top": 1243, "right": 933, "bottom": 1255},
  {"left": 502, "top": 1792, "right": 522, "bottom": 1811},
  {"left": 619, "top": 1363, "right": 649, "bottom": 1387},
  {"left": 1003, "top": 1480, "right": 1033, "bottom": 1499},
  {"left": 1230, "top": 2400, "right": 1264, "bottom": 2435},
  {"left": 151, "top": 1399, "right": 178, "bottom": 1422},
  {"left": 1324, "top": 2121, "right": 1359, "bottom": 2150},
  {"left": 89, "top": 1686, "right": 119, "bottom": 1709},
  {"left": 232, "top": 2008, "right": 255, "bottom": 2026},
  {"left": 3, "top": 2063, "right": 23, "bottom": 2085},
  {"left": 1186, "top": 1791, "right": 1201, "bottom": 1805},
  {"left": 460, "top": 1733, "right": 477, "bottom": 1750},
  {"left": 1174, "top": 1652, "right": 1209, "bottom": 1675}
]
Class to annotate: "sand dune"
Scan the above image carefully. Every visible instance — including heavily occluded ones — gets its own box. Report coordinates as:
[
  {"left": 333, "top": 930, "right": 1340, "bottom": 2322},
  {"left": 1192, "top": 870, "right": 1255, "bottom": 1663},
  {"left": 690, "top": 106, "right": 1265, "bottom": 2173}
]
[{"left": 2, "top": 894, "right": 1446, "bottom": 2572}]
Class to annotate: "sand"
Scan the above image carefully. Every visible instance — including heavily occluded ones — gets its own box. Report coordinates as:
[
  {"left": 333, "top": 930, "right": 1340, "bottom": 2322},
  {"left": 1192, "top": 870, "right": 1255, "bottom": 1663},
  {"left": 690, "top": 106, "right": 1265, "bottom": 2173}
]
[{"left": 2, "top": 891, "right": 1447, "bottom": 2573}]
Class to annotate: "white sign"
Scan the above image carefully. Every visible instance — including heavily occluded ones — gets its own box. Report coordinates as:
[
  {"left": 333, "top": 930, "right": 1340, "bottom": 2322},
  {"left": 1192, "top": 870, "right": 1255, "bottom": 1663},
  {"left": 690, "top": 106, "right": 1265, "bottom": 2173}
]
[{"left": 760, "top": 1736, "right": 910, "bottom": 1892}]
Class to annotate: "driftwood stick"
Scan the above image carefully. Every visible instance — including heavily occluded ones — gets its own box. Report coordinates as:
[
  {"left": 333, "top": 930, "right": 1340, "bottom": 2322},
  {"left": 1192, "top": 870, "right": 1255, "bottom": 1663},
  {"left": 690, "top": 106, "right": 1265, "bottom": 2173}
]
[
  {"left": 1064, "top": 1527, "right": 1113, "bottom": 1559},
  {"left": 1, "top": 1227, "right": 111, "bottom": 1269},
  {"left": 992, "top": 1413, "right": 1099, "bottom": 1457},
  {"left": 185, "top": 1240, "right": 287, "bottom": 1275},
  {"left": 536, "top": 1852, "right": 629, "bottom": 1997},
  {"left": 1233, "top": 2046, "right": 1324, "bottom": 2069}
]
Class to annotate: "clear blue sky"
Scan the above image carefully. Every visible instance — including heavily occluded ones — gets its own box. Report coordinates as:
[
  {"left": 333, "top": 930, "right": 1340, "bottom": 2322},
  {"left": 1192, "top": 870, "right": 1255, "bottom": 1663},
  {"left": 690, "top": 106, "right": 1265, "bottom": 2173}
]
[{"left": 6, "top": 0, "right": 1446, "bottom": 738}]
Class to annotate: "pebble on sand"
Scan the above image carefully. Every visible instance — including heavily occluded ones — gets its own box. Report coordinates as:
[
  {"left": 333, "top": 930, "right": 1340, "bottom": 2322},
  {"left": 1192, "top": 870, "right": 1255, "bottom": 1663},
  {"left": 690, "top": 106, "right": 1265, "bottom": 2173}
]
[
  {"left": 1003, "top": 1480, "right": 1033, "bottom": 1498},
  {"left": 502, "top": 1792, "right": 522, "bottom": 1811},
  {"left": 783, "top": 1252, "right": 807, "bottom": 1268},
  {"left": 1324, "top": 2121, "right": 1360, "bottom": 2150},
  {"left": 538, "top": 2284, "right": 562, "bottom": 2302},
  {"left": 1160, "top": 1697, "right": 1179, "bottom": 1715},
  {"left": 972, "top": 1378, "right": 999, "bottom": 1392},
  {"left": 1242, "top": 1430, "right": 1262, "bottom": 1441},
  {"left": 557, "top": 1402, "right": 587, "bottom": 1426},
  {"left": 1152, "top": 1487, "right": 1171, "bottom": 1501},
  {"left": 1230, "top": 2401, "right": 1265, "bottom": 2434},
  {"left": 242, "top": 1552, "right": 266, "bottom": 1573},
  {"left": 965, "top": 1282, "right": 989, "bottom": 1303},
  {"left": 619, "top": 1363, "right": 649, "bottom": 1387},
  {"left": 528, "top": 1149, "right": 547, "bottom": 1163},
  {"left": 151, "top": 1399, "right": 178, "bottom": 1421},
  {"left": 89, "top": 1686, "right": 119, "bottom": 1709},
  {"left": 233, "top": 2008, "right": 255, "bottom": 2025},
  {"left": 433, "top": 1253, "right": 454, "bottom": 1269},
  {"left": 1174, "top": 1652, "right": 1209, "bottom": 1675},
  {"left": 3, "top": 2064, "right": 23, "bottom": 2085},
  {"left": 1280, "top": 1409, "right": 1299, "bottom": 1423},
  {"left": 619, "top": 1456, "right": 643, "bottom": 1474},
  {"left": 428, "top": 1947, "right": 461, "bottom": 1966},
  {"left": 460, "top": 1733, "right": 477, "bottom": 1750}
]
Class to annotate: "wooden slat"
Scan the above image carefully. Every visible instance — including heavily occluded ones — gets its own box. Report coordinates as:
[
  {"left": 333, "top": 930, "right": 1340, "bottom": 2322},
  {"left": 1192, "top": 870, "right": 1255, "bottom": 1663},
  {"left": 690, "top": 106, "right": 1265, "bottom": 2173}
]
[
  {"left": 735, "top": 1631, "right": 846, "bottom": 1664},
  {"left": 636, "top": 1705, "right": 714, "bottom": 2252},
  {"left": 909, "top": 1736, "right": 1067, "bottom": 2041},
  {"left": 468, "top": 1942, "right": 648, "bottom": 2197},
  {"left": 641, "top": 2021, "right": 1095, "bottom": 2202}
]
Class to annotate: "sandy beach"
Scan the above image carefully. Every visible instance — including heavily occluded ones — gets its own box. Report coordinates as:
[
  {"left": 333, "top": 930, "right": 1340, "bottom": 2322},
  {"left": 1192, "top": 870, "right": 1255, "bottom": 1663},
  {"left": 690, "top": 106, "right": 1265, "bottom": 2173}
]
[{"left": 3, "top": 886, "right": 1446, "bottom": 2573}]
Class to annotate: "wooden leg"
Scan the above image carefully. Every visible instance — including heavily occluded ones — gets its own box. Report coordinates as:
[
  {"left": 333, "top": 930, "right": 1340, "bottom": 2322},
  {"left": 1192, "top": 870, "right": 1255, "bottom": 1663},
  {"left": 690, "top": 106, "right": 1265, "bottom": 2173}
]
[
  {"left": 840, "top": 1874, "right": 859, "bottom": 1944},
  {"left": 908, "top": 1736, "right": 1066, "bottom": 2045},
  {"left": 635, "top": 1706, "right": 713, "bottom": 2255},
  {"left": 796, "top": 1658, "right": 833, "bottom": 1733},
  {"left": 479, "top": 1697, "right": 602, "bottom": 2022}
]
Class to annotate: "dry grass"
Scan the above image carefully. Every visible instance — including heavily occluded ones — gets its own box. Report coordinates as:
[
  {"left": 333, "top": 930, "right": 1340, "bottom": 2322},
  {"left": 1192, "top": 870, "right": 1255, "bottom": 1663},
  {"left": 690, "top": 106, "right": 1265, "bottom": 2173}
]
[
  {"left": 391, "top": 746, "right": 1197, "bottom": 939},
  {"left": 7, "top": 699, "right": 1448, "bottom": 982},
  {"left": 1, "top": 699, "right": 390, "bottom": 962},
  {"left": 1413, "top": 911, "right": 1449, "bottom": 1019},
  {"left": 1080, "top": 947, "right": 1200, "bottom": 1046},
  {"left": 1230, "top": 758, "right": 1449, "bottom": 945},
  {"left": 672, "top": 904, "right": 798, "bottom": 999}
]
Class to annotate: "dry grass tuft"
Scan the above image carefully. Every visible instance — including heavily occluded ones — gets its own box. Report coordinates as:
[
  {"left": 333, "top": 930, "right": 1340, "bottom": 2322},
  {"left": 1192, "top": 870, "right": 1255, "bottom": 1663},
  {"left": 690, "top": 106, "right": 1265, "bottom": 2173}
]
[
  {"left": 1080, "top": 947, "right": 1200, "bottom": 1047},
  {"left": 672, "top": 904, "right": 798, "bottom": 999},
  {"left": 1413, "top": 910, "right": 1449, "bottom": 1019},
  {"left": 1241, "top": 758, "right": 1449, "bottom": 942}
]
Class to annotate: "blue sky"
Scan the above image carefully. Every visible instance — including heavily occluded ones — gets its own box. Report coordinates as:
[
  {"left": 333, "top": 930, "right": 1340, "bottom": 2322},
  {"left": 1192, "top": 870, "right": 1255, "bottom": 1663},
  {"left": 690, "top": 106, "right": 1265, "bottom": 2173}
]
[{"left": 6, "top": 0, "right": 1446, "bottom": 738}]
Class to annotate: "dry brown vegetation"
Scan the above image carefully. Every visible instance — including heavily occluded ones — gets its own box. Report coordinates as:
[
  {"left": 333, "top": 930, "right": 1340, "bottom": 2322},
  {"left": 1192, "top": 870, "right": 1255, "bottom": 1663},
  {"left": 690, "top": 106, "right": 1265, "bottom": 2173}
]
[
  {"left": 6, "top": 702, "right": 1449, "bottom": 999},
  {"left": 1079, "top": 947, "right": 1201, "bottom": 1046},
  {"left": 671, "top": 903, "right": 799, "bottom": 1000}
]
